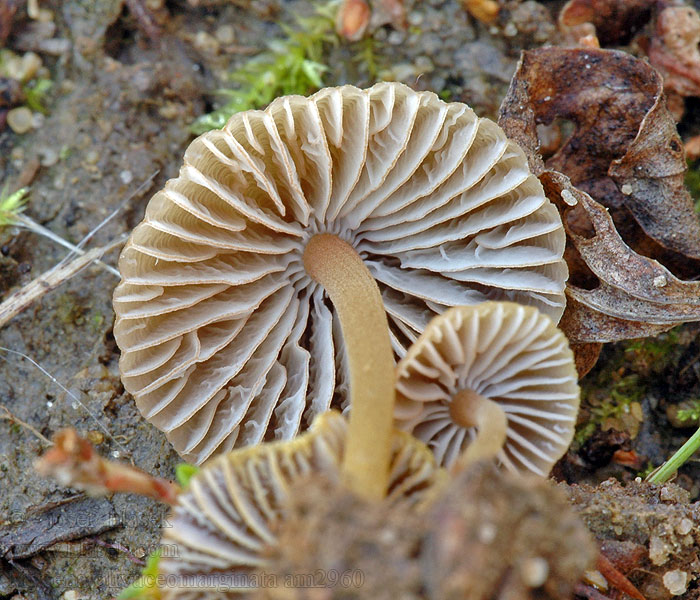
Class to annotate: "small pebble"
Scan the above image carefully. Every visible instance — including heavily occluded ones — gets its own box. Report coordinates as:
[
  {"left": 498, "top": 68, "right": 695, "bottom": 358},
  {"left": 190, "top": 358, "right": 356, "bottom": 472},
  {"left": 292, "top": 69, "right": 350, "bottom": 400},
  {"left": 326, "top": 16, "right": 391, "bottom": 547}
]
[
  {"left": 86, "top": 430, "right": 105, "bottom": 445},
  {"left": 215, "top": 24, "right": 236, "bottom": 45},
  {"left": 503, "top": 22, "right": 518, "bottom": 37},
  {"left": 663, "top": 570, "right": 688, "bottom": 595},
  {"left": 85, "top": 149, "right": 100, "bottom": 165},
  {"left": 407, "top": 11, "right": 424, "bottom": 26},
  {"left": 39, "top": 147, "right": 59, "bottom": 167},
  {"left": 6, "top": 107, "right": 34, "bottom": 134},
  {"left": 120, "top": 170, "right": 134, "bottom": 184},
  {"left": 676, "top": 518, "right": 693, "bottom": 535},
  {"left": 193, "top": 31, "right": 220, "bottom": 54}
]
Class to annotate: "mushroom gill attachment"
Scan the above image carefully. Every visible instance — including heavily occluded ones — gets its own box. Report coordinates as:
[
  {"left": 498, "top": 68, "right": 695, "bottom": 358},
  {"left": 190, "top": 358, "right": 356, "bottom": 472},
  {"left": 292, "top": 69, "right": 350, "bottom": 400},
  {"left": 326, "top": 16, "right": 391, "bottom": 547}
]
[
  {"left": 396, "top": 301, "right": 580, "bottom": 476},
  {"left": 113, "top": 81, "right": 568, "bottom": 464},
  {"left": 158, "top": 411, "right": 444, "bottom": 599}
]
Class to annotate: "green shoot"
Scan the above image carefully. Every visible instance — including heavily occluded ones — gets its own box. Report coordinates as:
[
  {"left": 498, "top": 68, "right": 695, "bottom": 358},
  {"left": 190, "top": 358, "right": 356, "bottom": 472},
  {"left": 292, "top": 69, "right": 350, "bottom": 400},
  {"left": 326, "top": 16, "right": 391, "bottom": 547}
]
[
  {"left": 0, "top": 186, "right": 120, "bottom": 276},
  {"left": 175, "top": 463, "right": 199, "bottom": 489},
  {"left": 117, "top": 549, "right": 161, "bottom": 600},
  {"left": 0, "top": 186, "right": 28, "bottom": 227},
  {"left": 675, "top": 399, "right": 700, "bottom": 424},
  {"left": 646, "top": 425, "right": 700, "bottom": 484},
  {"left": 23, "top": 78, "right": 53, "bottom": 114}
]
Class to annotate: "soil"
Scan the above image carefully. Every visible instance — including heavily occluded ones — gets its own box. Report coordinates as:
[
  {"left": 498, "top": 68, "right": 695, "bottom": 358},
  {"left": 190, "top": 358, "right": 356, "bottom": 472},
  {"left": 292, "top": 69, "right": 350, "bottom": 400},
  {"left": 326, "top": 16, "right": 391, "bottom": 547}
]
[{"left": 0, "top": 1, "right": 699, "bottom": 599}]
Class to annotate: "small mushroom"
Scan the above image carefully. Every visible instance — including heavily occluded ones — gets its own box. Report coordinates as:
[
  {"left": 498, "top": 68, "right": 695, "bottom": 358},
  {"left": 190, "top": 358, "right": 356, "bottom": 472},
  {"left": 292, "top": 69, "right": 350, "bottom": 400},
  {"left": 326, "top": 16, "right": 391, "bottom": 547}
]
[
  {"left": 113, "top": 82, "right": 568, "bottom": 475},
  {"left": 396, "top": 301, "right": 580, "bottom": 476},
  {"left": 158, "top": 410, "right": 444, "bottom": 598}
]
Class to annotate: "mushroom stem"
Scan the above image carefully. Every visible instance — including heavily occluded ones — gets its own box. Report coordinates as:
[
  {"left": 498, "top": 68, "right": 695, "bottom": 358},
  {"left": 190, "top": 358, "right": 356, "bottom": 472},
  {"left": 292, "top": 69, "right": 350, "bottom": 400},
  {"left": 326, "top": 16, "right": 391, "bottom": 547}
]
[
  {"left": 450, "top": 388, "right": 508, "bottom": 471},
  {"left": 303, "top": 233, "right": 395, "bottom": 502}
]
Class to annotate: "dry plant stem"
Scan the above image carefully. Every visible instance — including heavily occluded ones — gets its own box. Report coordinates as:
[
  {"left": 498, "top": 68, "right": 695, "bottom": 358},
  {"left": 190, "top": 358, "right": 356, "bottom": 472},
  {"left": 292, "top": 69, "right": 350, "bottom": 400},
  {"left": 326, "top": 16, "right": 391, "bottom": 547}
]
[
  {"left": 0, "top": 235, "right": 124, "bottom": 329},
  {"left": 14, "top": 213, "right": 120, "bottom": 277},
  {"left": 35, "top": 429, "right": 180, "bottom": 504},
  {"left": 303, "top": 233, "right": 395, "bottom": 501},
  {"left": 450, "top": 389, "right": 508, "bottom": 471},
  {"left": 0, "top": 403, "right": 52, "bottom": 445}
]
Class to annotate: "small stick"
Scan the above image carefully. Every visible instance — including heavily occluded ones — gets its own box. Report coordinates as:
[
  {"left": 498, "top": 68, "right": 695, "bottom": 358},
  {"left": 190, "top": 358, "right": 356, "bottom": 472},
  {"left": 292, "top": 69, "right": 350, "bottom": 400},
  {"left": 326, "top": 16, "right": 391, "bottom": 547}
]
[
  {"left": 13, "top": 213, "right": 120, "bottom": 277},
  {"left": 0, "top": 403, "right": 52, "bottom": 445},
  {"left": 596, "top": 554, "right": 647, "bottom": 600},
  {"left": 0, "top": 234, "right": 126, "bottom": 329},
  {"left": 35, "top": 429, "right": 180, "bottom": 504}
]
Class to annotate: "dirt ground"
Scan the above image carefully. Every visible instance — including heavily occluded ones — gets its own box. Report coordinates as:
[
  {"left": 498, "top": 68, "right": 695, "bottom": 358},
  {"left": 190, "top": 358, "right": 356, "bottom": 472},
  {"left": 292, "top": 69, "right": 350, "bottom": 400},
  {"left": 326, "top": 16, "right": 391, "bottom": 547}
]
[{"left": 1, "top": 1, "right": 700, "bottom": 599}]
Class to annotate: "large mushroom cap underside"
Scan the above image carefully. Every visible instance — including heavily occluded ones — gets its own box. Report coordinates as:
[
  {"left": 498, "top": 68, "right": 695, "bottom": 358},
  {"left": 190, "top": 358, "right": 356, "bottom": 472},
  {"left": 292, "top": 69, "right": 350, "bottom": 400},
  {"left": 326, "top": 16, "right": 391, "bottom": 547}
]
[
  {"left": 396, "top": 301, "right": 579, "bottom": 476},
  {"left": 158, "top": 411, "right": 444, "bottom": 599},
  {"left": 113, "top": 81, "right": 568, "bottom": 464}
]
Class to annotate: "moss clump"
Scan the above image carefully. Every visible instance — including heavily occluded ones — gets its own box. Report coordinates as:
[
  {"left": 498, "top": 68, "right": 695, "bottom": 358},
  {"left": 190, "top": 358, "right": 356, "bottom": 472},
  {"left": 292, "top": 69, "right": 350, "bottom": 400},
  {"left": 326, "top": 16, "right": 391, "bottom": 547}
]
[
  {"left": 191, "top": 5, "right": 337, "bottom": 134},
  {"left": 686, "top": 160, "right": 700, "bottom": 213}
]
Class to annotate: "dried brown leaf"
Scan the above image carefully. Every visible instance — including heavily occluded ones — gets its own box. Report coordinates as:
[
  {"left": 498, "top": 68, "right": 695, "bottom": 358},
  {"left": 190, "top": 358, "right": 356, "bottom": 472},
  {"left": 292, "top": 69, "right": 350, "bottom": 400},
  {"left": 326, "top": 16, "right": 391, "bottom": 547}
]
[
  {"left": 499, "top": 47, "right": 700, "bottom": 343},
  {"left": 571, "top": 342, "right": 603, "bottom": 378}
]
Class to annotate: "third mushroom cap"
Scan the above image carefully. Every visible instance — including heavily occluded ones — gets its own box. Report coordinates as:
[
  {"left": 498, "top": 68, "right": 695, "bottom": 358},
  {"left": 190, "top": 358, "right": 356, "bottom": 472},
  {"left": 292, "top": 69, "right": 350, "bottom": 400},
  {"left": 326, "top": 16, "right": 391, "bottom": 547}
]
[{"left": 113, "top": 82, "right": 568, "bottom": 465}]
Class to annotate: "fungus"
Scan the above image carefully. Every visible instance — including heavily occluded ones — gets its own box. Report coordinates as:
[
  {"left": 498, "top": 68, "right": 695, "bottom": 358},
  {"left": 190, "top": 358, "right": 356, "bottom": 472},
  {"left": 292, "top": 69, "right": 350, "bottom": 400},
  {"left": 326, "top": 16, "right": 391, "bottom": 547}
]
[
  {"left": 113, "top": 81, "right": 567, "bottom": 471},
  {"left": 395, "top": 301, "right": 579, "bottom": 476},
  {"left": 158, "top": 410, "right": 444, "bottom": 598}
]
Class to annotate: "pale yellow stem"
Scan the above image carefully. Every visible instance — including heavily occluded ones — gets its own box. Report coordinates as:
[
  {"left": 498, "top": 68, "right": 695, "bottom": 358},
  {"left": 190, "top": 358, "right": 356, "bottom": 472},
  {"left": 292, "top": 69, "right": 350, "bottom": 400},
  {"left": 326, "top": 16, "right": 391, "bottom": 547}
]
[
  {"left": 303, "top": 233, "right": 395, "bottom": 501},
  {"left": 450, "top": 389, "right": 508, "bottom": 472}
]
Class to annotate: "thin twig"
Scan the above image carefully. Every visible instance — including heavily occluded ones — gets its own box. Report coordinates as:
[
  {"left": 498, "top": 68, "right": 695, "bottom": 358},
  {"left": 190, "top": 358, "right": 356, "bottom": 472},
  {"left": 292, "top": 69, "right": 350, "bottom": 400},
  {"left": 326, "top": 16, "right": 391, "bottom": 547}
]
[
  {"left": 13, "top": 213, "right": 120, "bottom": 277},
  {"left": 0, "top": 403, "right": 52, "bottom": 445},
  {"left": 0, "top": 347, "right": 130, "bottom": 458},
  {"left": 67, "top": 169, "right": 158, "bottom": 256},
  {"left": 0, "top": 234, "right": 127, "bottom": 329}
]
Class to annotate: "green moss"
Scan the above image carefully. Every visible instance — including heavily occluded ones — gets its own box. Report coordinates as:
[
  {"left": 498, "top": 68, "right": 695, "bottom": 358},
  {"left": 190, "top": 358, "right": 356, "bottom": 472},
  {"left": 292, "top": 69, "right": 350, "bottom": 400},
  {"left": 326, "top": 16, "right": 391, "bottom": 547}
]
[
  {"left": 191, "top": 2, "right": 386, "bottom": 133},
  {"left": 686, "top": 159, "right": 700, "bottom": 213},
  {"left": 675, "top": 399, "right": 700, "bottom": 425},
  {"left": 624, "top": 327, "right": 681, "bottom": 373},
  {"left": 90, "top": 312, "right": 105, "bottom": 334},
  {"left": 0, "top": 186, "right": 28, "bottom": 228},
  {"left": 23, "top": 77, "right": 53, "bottom": 114},
  {"left": 574, "top": 373, "right": 646, "bottom": 445},
  {"left": 191, "top": 5, "right": 338, "bottom": 134}
]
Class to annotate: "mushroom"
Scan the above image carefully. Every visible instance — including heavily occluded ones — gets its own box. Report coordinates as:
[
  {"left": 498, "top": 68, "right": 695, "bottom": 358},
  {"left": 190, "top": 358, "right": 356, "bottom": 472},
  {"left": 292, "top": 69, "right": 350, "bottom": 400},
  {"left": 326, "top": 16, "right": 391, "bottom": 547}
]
[
  {"left": 35, "top": 411, "right": 445, "bottom": 598},
  {"left": 395, "top": 301, "right": 579, "bottom": 476},
  {"left": 157, "top": 410, "right": 445, "bottom": 598},
  {"left": 113, "top": 81, "right": 568, "bottom": 474}
]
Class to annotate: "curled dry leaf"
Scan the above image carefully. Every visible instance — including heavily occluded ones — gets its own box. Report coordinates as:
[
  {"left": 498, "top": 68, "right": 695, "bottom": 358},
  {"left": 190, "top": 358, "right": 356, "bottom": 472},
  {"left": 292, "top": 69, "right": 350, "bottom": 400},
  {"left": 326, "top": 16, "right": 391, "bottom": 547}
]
[
  {"left": 499, "top": 47, "right": 700, "bottom": 345},
  {"left": 559, "top": 0, "right": 700, "bottom": 105}
]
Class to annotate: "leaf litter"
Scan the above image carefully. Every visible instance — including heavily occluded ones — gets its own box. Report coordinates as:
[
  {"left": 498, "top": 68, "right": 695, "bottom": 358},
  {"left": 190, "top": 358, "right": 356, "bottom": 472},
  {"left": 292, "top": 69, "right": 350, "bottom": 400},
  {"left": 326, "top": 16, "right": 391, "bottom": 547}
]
[{"left": 499, "top": 46, "right": 700, "bottom": 351}]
